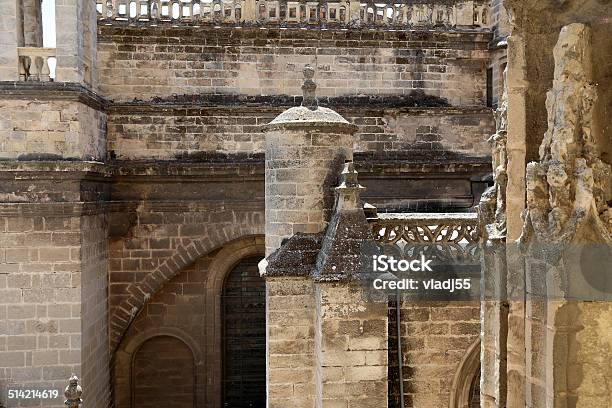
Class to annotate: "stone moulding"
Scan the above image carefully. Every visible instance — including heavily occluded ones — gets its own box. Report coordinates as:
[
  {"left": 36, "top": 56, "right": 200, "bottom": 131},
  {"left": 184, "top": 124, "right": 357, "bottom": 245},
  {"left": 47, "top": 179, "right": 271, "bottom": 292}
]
[{"left": 0, "top": 81, "right": 108, "bottom": 112}]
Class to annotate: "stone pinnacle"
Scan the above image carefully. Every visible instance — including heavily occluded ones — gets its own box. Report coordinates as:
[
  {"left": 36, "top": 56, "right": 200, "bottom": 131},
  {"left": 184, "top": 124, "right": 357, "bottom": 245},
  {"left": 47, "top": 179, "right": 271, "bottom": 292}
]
[{"left": 301, "top": 64, "right": 318, "bottom": 110}]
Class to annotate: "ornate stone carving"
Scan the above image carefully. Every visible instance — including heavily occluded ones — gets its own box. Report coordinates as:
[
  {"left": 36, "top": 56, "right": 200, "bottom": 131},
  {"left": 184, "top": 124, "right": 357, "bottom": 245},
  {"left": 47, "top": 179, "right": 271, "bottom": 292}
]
[
  {"left": 64, "top": 375, "right": 83, "bottom": 408},
  {"left": 479, "top": 63, "right": 508, "bottom": 247},
  {"left": 523, "top": 23, "right": 611, "bottom": 246},
  {"left": 371, "top": 213, "right": 480, "bottom": 264},
  {"left": 301, "top": 65, "right": 318, "bottom": 110}
]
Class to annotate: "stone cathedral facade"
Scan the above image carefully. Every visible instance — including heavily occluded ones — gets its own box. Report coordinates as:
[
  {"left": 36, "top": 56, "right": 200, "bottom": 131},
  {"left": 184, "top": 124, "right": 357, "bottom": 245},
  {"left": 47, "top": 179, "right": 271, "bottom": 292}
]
[{"left": 0, "top": 1, "right": 610, "bottom": 408}]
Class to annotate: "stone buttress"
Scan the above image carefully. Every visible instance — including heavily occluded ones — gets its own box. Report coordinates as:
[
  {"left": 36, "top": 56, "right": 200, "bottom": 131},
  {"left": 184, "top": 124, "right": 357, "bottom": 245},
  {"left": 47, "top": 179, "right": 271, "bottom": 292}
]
[{"left": 260, "top": 66, "right": 388, "bottom": 407}]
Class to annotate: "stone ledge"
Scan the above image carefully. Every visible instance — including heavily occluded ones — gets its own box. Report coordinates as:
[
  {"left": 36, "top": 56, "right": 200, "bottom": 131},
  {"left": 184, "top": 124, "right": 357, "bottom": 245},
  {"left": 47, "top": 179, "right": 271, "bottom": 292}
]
[
  {"left": 98, "top": 24, "right": 493, "bottom": 42},
  {"left": 1, "top": 82, "right": 493, "bottom": 111},
  {"left": 108, "top": 93, "right": 457, "bottom": 110},
  {"left": 0, "top": 202, "right": 109, "bottom": 216},
  {"left": 0, "top": 81, "right": 108, "bottom": 111}
]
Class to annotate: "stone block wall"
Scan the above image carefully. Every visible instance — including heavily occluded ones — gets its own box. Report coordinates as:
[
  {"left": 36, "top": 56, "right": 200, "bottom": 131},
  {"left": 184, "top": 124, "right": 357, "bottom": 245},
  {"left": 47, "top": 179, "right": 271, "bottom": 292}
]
[
  {"left": 106, "top": 106, "right": 494, "bottom": 160},
  {"left": 388, "top": 301, "right": 480, "bottom": 407},
  {"left": 264, "top": 128, "right": 352, "bottom": 254},
  {"left": 112, "top": 235, "right": 265, "bottom": 408},
  {"left": 80, "top": 214, "right": 110, "bottom": 407},
  {"left": 97, "top": 26, "right": 491, "bottom": 106},
  {"left": 108, "top": 206, "right": 264, "bottom": 313},
  {"left": 0, "top": 99, "right": 106, "bottom": 161},
  {"left": 266, "top": 277, "right": 316, "bottom": 408},
  {"left": 113, "top": 257, "right": 210, "bottom": 407},
  {"left": 0, "top": 210, "right": 103, "bottom": 407},
  {"left": 352, "top": 108, "right": 493, "bottom": 154},
  {"left": 315, "top": 284, "right": 388, "bottom": 407}
]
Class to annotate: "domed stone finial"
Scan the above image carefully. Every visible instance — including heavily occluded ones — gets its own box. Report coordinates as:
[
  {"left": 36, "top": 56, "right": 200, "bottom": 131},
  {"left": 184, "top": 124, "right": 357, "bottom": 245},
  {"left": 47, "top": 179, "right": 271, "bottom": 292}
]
[{"left": 301, "top": 64, "right": 318, "bottom": 110}]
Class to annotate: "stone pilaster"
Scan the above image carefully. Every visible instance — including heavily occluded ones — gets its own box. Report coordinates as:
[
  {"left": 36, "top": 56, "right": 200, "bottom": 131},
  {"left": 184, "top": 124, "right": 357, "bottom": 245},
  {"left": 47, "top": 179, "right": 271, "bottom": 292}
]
[
  {"left": 0, "top": 0, "right": 21, "bottom": 80},
  {"left": 22, "top": 0, "right": 43, "bottom": 48},
  {"left": 314, "top": 284, "right": 388, "bottom": 408},
  {"left": 479, "top": 66, "right": 509, "bottom": 408},
  {"left": 313, "top": 161, "right": 387, "bottom": 407},
  {"left": 55, "top": 0, "right": 97, "bottom": 86},
  {"left": 0, "top": 162, "right": 111, "bottom": 408}
]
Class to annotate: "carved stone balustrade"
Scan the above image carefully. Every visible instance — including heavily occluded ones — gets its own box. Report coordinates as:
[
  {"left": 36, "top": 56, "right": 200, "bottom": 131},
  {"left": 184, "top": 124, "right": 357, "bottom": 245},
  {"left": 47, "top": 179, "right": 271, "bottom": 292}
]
[
  {"left": 369, "top": 212, "right": 480, "bottom": 264},
  {"left": 17, "top": 47, "right": 56, "bottom": 82},
  {"left": 96, "top": 0, "right": 490, "bottom": 29}
]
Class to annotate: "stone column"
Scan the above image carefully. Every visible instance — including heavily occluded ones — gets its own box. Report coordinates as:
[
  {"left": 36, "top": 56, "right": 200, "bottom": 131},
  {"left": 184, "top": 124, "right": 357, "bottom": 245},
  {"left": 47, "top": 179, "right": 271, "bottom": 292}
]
[
  {"left": 242, "top": 0, "right": 257, "bottom": 21},
  {"left": 479, "top": 67, "right": 509, "bottom": 408},
  {"left": 55, "top": 0, "right": 97, "bottom": 85},
  {"left": 22, "top": 0, "right": 43, "bottom": 47},
  {"left": 0, "top": 0, "right": 21, "bottom": 80}
]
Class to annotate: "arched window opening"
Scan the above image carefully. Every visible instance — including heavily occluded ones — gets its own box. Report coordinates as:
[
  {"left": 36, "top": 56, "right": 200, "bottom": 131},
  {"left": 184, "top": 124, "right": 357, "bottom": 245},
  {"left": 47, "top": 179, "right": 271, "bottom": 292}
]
[
  {"left": 132, "top": 336, "right": 195, "bottom": 408},
  {"left": 468, "top": 370, "right": 481, "bottom": 407},
  {"left": 449, "top": 339, "right": 481, "bottom": 408},
  {"left": 221, "top": 256, "right": 266, "bottom": 407}
]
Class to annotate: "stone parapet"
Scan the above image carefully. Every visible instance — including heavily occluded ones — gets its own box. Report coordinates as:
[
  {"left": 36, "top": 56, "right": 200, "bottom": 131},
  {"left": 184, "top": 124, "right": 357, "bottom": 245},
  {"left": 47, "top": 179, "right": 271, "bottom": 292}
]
[{"left": 96, "top": 0, "right": 490, "bottom": 29}]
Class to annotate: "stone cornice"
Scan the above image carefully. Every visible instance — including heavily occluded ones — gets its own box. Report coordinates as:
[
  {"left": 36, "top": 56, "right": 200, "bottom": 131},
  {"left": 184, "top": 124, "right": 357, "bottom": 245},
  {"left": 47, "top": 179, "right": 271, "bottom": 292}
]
[
  {"left": 0, "top": 202, "right": 109, "bottom": 217},
  {"left": 0, "top": 153, "right": 491, "bottom": 179},
  {"left": 0, "top": 81, "right": 493, "bottom": 113},
  {"left": 108, "top": 98, "right": 492, "bottom": 115},
  {"left": 98, "top": 23, "right": 493, "bottom": 43},
  {"left": 0, "top": 81, "right": 491, "bottom": 115},
  {"left": 0, "top": 81, "right": 108, "bottom": 111}
]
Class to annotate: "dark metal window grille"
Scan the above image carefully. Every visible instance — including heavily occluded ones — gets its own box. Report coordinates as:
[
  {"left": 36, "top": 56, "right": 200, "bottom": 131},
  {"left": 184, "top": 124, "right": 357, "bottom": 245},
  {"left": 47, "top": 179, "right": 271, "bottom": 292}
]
[{"left": 222, "top": 256, "right": 266, "bottom": 408}]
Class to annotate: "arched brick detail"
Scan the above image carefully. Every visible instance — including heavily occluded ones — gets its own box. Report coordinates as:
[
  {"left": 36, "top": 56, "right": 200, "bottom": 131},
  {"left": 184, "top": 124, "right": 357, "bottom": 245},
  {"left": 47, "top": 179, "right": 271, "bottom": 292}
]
[
  {"left": 109, "top": 223, "right": 264, "bottom": 352},
  {"left": 449, "top": 337, "right": 481, "bottom": 408},
  {"left": 114, "top": 327, "right": 204, "bottom": 408}
]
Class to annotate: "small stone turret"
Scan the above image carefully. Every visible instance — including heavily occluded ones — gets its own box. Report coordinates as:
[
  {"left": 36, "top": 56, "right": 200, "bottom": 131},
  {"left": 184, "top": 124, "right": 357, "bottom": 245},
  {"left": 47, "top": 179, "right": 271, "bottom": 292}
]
[{"left": 262, "top": 65, "right": 358, "bottom": 256}]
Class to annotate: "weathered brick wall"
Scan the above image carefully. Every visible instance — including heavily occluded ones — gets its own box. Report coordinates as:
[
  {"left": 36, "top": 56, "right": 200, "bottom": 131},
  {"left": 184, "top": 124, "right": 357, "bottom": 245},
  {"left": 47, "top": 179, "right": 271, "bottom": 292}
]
[
  {"left": 388, "top": 301, "right": 480, "bottom": 407},
  {"left": 105, "top": 161, "right": 264, "bottom": 351},
  {"left": 107, "top": 106, "right": 494, "bottom": 159},
  {"left": 97, "top": 26, "right": 491, "bottom": 106},
  {"left": 0, "top": 99, "right": 106, "bottom": 161}
]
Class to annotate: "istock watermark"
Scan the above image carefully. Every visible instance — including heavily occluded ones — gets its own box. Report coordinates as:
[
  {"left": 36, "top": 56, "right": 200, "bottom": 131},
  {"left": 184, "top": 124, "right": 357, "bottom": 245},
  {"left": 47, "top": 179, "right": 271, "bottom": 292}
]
[
  {"left": 359, "top": 248, "right": 480, "bottom": 301},
  {"left": 372, "top": 277, "right": 472, "bottom": 293},
  {"left": 372, "top": 254, "right": 433, "bottom": 272}
]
